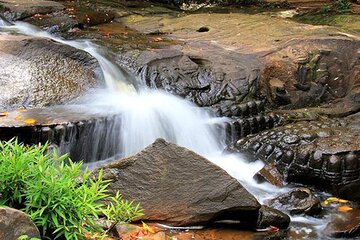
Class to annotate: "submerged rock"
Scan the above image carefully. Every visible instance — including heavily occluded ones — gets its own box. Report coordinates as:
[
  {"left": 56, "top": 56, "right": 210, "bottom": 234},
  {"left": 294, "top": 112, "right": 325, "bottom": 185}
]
[
  {"left": 99, "top": 138, "right": 261, "bottom": 226},
  {"left": 0, "top": 207, "right": 40, "bottom": 240},
  {"left": 0, "top": 35, "right": 98, "bottom": 110},
  {"left": 324, "top": 208, "right": 360, "bottom": 238},
  {"left": 254, "top": 163, "right": 284, "bottom": 188},
  {"left": 267, "top": 188, "right": 322, "bottom": 216},
  {"left": 256, "top": 205, "right": 290, "bottom": 230}
]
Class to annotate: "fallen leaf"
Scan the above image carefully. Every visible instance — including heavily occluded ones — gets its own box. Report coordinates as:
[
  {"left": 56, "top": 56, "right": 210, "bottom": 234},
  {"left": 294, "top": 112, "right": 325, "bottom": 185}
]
[
  {"left": 154, "top": 37, "right": 162, "bottom": 42},
  {"left": 142, "top": 222, "right": 155, "bottom": 234},
  {"left": 326, "top": 197, "right": 349, "bottom": 204},
  {"left": 24, "top": 118, "right": 37, "bottom": 125},
  {"left": 102, "top": 32, "right": 111, "bottom": 37},
  {"left": 321, "top": 200, "right": 329, "bottom": 206},
  {"left": 338, "top": 205, "right": 353, "bottom": 212},
  {"left": 269, "top": 225, "right": 280, "bottom": 232},
  {"left": 84, "top": 233, "right": 92, "bottom": 239},
  {"left": 14, "top": 115, "right": 23, "bottom": 120},
  {"left": 0, "top": 112, "right": 8, "bottom": 117},
  {"left": 16, "top": 108, "right": 27, "bottom": 112}
]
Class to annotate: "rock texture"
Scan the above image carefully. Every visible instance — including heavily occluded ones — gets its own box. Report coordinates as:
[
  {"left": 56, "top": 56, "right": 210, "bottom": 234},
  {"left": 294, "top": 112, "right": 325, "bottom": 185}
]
[
  {"left": 0, "top": 106, "right": 123, "bottom": 162},
  {"left": 0, "top": 35, "right": 98, "bottom": 110},
  {"left": 0, "top": 207, "right": 40, "bottom": 240},
  {"left": 324, "top": 208, "right": 360, "bottom": 238},
  {"left": 262, "top": 38, "right": 360, "bottom": 115},
  {"left": 256, "top": 205, "right": 290, "bottom": 230},
  {"left": 100, "top": 138, "right": 261, "bottom": 226},
  {"left": 267, "top": 188, "right": 322, "bottom": 216},
  {"left": 0, "top": 0, "right": 64, "bottom": 21},
  {"left": 234, "top": 113, "right": 360, "bottom": 201}
]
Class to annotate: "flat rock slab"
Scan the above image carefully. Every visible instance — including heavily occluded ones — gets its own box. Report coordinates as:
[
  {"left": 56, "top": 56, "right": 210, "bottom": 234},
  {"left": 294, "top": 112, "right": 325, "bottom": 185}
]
[
  {"left": 100, "top": 138, "right": 261, "bottom": 226},
  {"left": 0, "top": 105, "right": 112, "bottom": 127},
  {"left": 0, "top": 0, "right": 64, "bottom": 21},
  {"left": 0, "top": 106, "right": 123, "bottom": 162},
  {"left": 0, "top": 207, "right": 40, "bottom": 240},
  {"left": 117, "top": 10, "right": 360, "bottom": 116}
]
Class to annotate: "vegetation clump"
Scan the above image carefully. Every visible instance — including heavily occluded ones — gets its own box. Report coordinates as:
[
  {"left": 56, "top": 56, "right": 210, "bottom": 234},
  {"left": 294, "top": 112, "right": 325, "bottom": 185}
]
[
  {"left": 0, "top": 139, "right": 143, "bottom": 240},
  {"left": 152, "top": 0, "right": 268, "bottom": 6}
]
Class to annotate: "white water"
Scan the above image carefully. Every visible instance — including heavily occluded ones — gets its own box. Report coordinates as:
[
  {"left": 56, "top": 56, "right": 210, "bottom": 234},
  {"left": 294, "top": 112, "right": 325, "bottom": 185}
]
[
  {"left": 0, "top": 15, "right": 10, "bottom": 27},
  {"left": 4, "top": 22, "right": 134, "bottom": 92}
]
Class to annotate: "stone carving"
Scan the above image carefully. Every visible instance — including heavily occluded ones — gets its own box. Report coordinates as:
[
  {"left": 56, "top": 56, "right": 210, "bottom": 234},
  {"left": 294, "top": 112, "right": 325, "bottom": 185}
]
[
  {"left": 141, "top": 55, "right": 261, "bottom": 111},
  {"left": 233, "top": 116, "right": 360, "bottom": 201},
  {"left": 294, "top": 52, "right": 336, "bottom": 106},
  {"left": 263, "top": 39, "right": 360, "bottom": 110}
]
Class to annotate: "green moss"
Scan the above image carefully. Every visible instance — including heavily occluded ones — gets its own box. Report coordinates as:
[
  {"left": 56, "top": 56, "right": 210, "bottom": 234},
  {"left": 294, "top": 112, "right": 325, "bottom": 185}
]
[{"left": 293, "top": 12, "right": 360, "bottom": 33}]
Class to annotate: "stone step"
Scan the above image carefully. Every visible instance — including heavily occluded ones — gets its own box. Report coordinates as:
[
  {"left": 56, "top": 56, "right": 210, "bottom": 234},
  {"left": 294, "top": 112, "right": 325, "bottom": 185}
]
[
  {"left": 217, "top": 100, "right": 266, "bottom": 118},
  {"left": 212, "top": 113, "right": 281, "bottom": 145},
  {"left": 0, "top": 106, "right": 122, "bottom": 162}
]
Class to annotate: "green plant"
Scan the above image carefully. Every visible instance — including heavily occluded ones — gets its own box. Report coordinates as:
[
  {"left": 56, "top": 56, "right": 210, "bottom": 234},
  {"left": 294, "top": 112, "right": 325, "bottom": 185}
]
[
  {"left": 0, "top": 139, "right": 143, "bottom": 240},
  {"left": 18, "top": 235, "right": 41, "bottom": 240},
  {"left": 0, "top": 140, "right": 44, "bottom": 207},
  {"left": 102, "top": 191, "right": 144, "bottom": 223},
  {"left": 320, "top": 4, "right": 333, "bottom": 13},
  {"left": 24, "top": 156, "right": 108, "bottom": 239},
  {"left": 335, "top": 0, "right": 351, "bottom": 12}
]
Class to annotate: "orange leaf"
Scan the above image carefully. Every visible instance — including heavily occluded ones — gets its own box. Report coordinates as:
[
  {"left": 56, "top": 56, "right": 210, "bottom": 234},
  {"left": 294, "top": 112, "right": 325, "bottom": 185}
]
[
  {"left": 338, "top": 205, "right": 353, "bottom": 212},
  {"left": 14, "top": 115, "right": 23, "bottom": 120},
  {"left": 0, "top": 112, "right": 8, "bottom": 117},
  {"left": 269, "top": 225, "right": 280, "bottom": 232},
  {"left": 84, "top": 233, "right": 91, "bottom": 238},
  {"left": 326, "top": 197, "right": 349, "bottom": 204},
  {"left": 154, "top": 37, "right": 162, "bottom": 42},
  {"left": 16, "top": 108, "right": 27, "bottom": 112},
  {"left": 24, "top": 118, "right": 37, "bottom": 125}
]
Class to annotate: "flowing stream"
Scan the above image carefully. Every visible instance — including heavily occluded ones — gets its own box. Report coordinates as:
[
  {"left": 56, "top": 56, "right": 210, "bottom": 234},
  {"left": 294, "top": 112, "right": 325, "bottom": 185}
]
[
  {"left": 1, "top": 19, "right": 329, "bottom": 236},
  {"left": 0, "top": 15, "right": 11, "bottom": 27}
]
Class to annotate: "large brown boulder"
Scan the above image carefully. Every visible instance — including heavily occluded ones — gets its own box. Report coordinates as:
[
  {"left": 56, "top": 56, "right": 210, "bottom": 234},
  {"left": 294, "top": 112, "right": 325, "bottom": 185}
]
[
  {"left": 0, "top": 207, "right": 40, "bottom": 240},
  {"left": 0, "top": 35, "right": 98, "bottom": 110},
  {"left": 100, "top": 138, "right": 261, "bottom": 226}
]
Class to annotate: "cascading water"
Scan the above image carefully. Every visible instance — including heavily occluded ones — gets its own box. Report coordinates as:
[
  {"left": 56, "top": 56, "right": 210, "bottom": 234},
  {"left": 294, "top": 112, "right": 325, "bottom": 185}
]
[
  {"left": 1, "top": 19, "right": 330, "bottom": 236},
  {"left": 0, "top": 14, "right": 11, "bottom": 27}
]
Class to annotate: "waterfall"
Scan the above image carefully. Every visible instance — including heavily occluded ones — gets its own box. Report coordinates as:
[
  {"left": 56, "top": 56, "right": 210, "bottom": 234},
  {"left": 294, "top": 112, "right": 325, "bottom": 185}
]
[
  {"left": 4, "top": 22, "right": 134, "bottom": 92},
  {"left": 0, "top": 14, "right": 11, "bottom": 27},
  {"left": 1, "top": 20, "right": 282, "bottom": 202}
]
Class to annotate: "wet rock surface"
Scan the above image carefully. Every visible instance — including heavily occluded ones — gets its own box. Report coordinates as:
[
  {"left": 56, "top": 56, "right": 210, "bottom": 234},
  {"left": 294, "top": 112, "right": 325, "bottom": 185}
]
[
  {"left": 256, "top": 205, "right": 290, "bottom": 230},
  {"left": 254, "top": 163, "right": 285, "bottom": 188},
  {"left": 235, "top": 113, "right": 360, "bottom": 201},
  {"left": 0, "top": 34, "right": 98, "bottom": 110},
  {"left": 324, "top": 208, "right": 360, "bottom": 238},
  {"left": 0, "top": 207, "right": 40, "bottom": 240},
  {"left": 0, "top": 106, "right": 123, "bottom": 162},
  {"left": 267, "top": 188, "right": 322, "bottom": 216},
  {"left": 98, "top": 138, "right": 261, "bottom": 226},
  {"left": 0, "top": 0, "right": 64, "bottom": 21},
  {"left": 119, "top": 9, "right": 359, "bottom": 113},
  {"left": 262, "top": 38, "right": 360, "bottom": 115}
]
